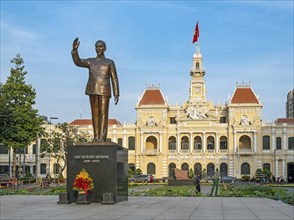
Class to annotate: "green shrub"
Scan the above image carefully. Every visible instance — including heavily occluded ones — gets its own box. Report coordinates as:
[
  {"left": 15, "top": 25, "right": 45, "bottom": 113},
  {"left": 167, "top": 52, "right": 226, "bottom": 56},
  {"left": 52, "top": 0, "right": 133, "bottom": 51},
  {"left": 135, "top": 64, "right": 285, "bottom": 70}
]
[
  {"left": 188, "top": 168, "right": 194, "bottom": 179},
  {"left": 241, "top": 175, "right": 250, "bottom": 181},
  {"left": 24, "top": 172, "right": 33, "bottom": 179},
  {"left": 255, "top": 169, "right": 263, "bottom": 182}
]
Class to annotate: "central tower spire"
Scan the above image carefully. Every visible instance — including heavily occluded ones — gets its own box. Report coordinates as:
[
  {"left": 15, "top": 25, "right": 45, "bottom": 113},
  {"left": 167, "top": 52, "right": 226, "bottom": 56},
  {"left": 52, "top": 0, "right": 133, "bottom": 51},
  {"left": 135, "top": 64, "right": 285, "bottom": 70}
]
[{"left": 189, "top": 44, "right": 206, "bottom": 103}]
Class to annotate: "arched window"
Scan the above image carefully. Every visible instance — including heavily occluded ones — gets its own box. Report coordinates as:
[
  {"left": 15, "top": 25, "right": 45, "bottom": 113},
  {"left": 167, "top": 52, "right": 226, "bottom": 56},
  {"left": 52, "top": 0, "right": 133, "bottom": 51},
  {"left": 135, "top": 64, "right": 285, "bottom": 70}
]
[
  {"left": 288, "top": 137, "right": 294, "bottom": 150},
  {"left": 194, "top": 136, "right": 202, "bottom": 150},
  {"left": 145, "top": 136, "right": 157, "bottom": 152},
  {"left": 181, "top": 136, "right": 189, "bottom": 150},
  {"left": 40, "top": 163, "right": 46, "bottom": 175},
  {"left": 241, "top": 163, "right": 250, "bottom": 175},
  {"left": 118, "top": 138, "right": 123, "bottom": 146},
  {"left": 169, "top": 163, "right": 176, "bottom": 179},
  {"left": 128, "top": 163, "right": 135, "bottom": 172},
  {"left": 220, "top": 163, "right": 228, "bottom": 177},
  {"left": 207, "top": 163, "right": 215, "bottom": 177},
  {"left": 263, "top": 163, "right": 270, "bottom": 171},
  {"left": 276, "top": 137, "right": 281, "bottom": 150},
  {"left": 196, "top": 62, "right": 199, "bottom": 70},
  {"left": 147, "top": 163, "right": 156, "bottom": 174},
  {"left": 53, "top": 163, "right": 59, "bottom": 174},
  {"left": 181, "top": 163, "right": 189, "bottom": 171},
  {"left": 168, "top": 136, "right": 176, "bottom": 150},
  {"left": 24, "top": 166, "right": 30, "bottom": 174},
  {"left": 128, "top": 136, "right": 135, "bottom": 150},
  {"left": 263, "top": 135, "right": 270, "bottom": 150},
  {"left": 220, "top": 136, "right": 228, "bottom": 150},
  {"left": 194, "top": 163, "right": 202, "bottom": 174},
  {"left": 239, "top": 135, "right": 251, "bottom": 151},
  {"left": 207, "top": 136, "right": 215, "bottom": 150}
]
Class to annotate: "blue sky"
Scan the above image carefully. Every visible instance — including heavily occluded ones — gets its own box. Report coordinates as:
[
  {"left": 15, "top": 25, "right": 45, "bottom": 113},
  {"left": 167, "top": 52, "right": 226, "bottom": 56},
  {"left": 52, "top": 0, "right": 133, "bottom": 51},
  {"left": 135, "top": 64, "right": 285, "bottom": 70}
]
[{"left": 1, "top": 0, "right": 293, "bottom": 124}]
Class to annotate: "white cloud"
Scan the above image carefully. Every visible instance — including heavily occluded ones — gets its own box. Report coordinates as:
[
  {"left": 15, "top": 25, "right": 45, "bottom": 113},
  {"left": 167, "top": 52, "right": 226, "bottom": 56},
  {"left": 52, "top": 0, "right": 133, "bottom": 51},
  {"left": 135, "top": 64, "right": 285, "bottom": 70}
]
[{"left": 1, "top": 20, "right": 38, "bottom": 42}]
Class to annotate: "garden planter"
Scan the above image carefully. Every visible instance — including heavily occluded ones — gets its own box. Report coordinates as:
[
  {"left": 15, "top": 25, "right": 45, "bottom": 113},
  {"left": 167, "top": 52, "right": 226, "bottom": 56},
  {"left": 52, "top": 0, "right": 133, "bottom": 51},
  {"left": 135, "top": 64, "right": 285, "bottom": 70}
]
[{"left": 76, "top": 191, "right": 90, "bottom": 205}]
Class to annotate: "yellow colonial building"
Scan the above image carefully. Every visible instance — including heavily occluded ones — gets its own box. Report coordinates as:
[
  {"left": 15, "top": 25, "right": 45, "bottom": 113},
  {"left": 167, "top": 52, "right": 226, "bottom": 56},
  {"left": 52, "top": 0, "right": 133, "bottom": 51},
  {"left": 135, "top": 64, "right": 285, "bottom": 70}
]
[
  {"left": 69, "top": 45, "right": 294, "bottom": 182},
  {"left": 0, "top": 45, "right": 293, "bottom": 182}
]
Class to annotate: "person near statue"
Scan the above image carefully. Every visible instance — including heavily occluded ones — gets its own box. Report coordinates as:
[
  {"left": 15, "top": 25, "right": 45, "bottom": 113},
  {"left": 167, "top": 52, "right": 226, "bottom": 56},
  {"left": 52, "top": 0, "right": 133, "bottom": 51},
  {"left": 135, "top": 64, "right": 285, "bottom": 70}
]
[
  {"left": 210, "top": 172, "right": 220, "bottom": 196},
  {"left": 71, "top": 38, "right": 119, "bottom": 142},
  {"left": 194, "top": 172, "right": 201, "bottom": 194}
]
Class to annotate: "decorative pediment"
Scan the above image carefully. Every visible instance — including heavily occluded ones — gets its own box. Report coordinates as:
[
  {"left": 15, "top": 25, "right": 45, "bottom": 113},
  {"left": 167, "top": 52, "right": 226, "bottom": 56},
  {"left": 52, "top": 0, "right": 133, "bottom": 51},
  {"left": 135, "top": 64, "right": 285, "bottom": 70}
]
[
  {"left": 187, "top": 107, "right": 208, "bottom": 119},
  {"left": 146, "top": 116, "right": 157, "bottom": 126}
]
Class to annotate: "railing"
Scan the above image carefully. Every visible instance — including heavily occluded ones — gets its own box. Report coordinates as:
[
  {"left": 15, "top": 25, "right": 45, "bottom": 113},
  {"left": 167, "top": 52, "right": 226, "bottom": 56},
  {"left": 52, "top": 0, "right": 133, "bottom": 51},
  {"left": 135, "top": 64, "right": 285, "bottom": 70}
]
[
  {"left": 180, "top": 150, "right": 189, "bottom": 154},
  {"left": 144, "top": 150, "right": 157, "bottom": 156},
  {"left": 193, "top": 150, "right": 202, "bottom": 153},
  {"left": 206, "top": 150, "right": 215, "bottom": 153},
  {"left": 168, "top": 150, "right": 177, "bottom": 154},
  {"left": 238, "top": 148, "right": 253, "bottom": 155}
]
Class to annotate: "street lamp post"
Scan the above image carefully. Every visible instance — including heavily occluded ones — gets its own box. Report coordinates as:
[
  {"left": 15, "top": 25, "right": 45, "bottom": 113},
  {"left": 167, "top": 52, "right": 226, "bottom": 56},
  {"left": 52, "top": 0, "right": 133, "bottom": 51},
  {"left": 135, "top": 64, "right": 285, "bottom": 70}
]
[{"left": 48, "top": 117, "right": 58, "bottom": 176}]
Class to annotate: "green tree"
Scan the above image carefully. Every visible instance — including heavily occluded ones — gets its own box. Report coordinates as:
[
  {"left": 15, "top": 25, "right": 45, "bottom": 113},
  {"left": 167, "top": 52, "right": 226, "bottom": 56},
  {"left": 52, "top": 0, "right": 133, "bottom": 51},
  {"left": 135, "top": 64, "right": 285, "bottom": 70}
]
[
  {"left": 0, "top": 54, "right": 43, "bottom": 177},
  {"left": 40, "top": 123, "right": 91, "bottom": 184},
  {"left": 134, "top": 168, "right": 142, "bottom": 175},
  {"left": 263, "top": 169, "right": 272, "bottom": 180},
  {"left": 188, "top": 168, "right": 194, "bottom": 179}
]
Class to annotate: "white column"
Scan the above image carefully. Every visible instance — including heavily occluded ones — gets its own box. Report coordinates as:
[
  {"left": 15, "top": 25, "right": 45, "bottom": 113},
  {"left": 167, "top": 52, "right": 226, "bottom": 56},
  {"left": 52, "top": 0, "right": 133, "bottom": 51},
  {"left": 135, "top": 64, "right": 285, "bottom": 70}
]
[
  {"left": 29, "top": 144, "right": 33, "bottom": 161},
  {"left": 140, "top": 132, "right": 144, "bottom": 154},
  {"left": 9, "top": 147, "right": 13, "bottom": 177},
  {"left": 36, "top": 136, "right": 40, "bottom": 178},
  {"left": 159, "top": 132, "right": 162, "bottom": 153},
  {"left": 190, "top": 132, "right": 193, "bottom": 153},
  {"left": 271, "top": 128, "right": 276, "bottom": 151},
  {"left": 112, "top": 130, "right": 117, "bottom": 143},
  {"left": 190, "top": 82, "right": 192, "bottom": 99},
  {"left": 253, "top": 131, "right": 257, "bottom": 153},
  {"left": 203, "top": 132, "right": 206, "bottom": 153},
  {"left": 123, "top": 130, "right": 127, "bottom": 148},
  {"left": 215, "top": 132, "right": 219, "bottom": 153},
  {"left": 282, "top": 159, "right": 285, "bottom": 177},
  {"left": 177, "top": 132, "right": 181, "bottom": 153},
  {"left": 234, "top": 131, "right": 237, "bottom": 153},
  {"left": 275, "top": 159, "right": 279, "bottom": 177},
  {"left": 283, "top": 128, "right": 287, "bottom": 150}
]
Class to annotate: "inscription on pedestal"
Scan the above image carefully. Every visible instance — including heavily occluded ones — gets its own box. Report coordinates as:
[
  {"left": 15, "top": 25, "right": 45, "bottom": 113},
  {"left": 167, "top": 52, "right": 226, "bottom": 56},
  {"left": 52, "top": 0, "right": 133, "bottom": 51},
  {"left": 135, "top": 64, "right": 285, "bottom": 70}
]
[{"left": 66, "top": 143, "right": 128, "bottom": 203}]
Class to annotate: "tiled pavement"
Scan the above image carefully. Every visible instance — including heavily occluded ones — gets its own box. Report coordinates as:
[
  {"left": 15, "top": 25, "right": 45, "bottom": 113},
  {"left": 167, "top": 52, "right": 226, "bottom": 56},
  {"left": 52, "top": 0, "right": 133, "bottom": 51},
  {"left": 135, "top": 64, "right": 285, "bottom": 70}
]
[{"left": 0, "top": 195, "right": 293, "bottom": 220}]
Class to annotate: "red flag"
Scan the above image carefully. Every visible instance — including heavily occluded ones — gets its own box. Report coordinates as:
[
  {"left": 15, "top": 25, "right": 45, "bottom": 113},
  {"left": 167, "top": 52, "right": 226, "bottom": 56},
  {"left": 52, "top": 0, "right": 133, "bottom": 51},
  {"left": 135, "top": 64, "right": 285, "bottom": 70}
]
[{"left": 192, "top": 22, "right": 199, "bottom": 44}]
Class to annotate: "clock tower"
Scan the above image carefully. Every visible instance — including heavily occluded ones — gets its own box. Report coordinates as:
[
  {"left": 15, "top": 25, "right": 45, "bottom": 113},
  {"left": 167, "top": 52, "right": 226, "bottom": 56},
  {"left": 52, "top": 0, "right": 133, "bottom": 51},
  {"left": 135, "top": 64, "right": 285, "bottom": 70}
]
[{"left": 189, "top": 44, "right": 206, "bottom": 104}]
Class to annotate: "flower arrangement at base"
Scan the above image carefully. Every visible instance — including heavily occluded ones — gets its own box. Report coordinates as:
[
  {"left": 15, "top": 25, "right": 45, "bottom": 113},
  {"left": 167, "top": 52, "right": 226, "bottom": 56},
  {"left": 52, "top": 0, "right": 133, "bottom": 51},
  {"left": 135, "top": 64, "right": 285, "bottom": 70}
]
[{"left": 73, "top": 169, "right": 94, "bottom": 195}]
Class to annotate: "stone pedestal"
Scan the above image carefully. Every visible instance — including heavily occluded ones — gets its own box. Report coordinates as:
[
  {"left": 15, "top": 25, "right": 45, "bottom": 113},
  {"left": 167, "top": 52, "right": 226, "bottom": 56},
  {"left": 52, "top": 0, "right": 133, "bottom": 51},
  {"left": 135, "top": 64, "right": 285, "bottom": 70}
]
[
  {"left": 65, "top": 142, "right": 128, "bottom": 203},
  {"left": 76, "top": 192, "right": 90, "bottom": 205},
  {"left": 57, "top": 192, "right": 71, "bottom": 204},
  {"left": 101, "top": 192, "right": 115, "bottom": 204}
]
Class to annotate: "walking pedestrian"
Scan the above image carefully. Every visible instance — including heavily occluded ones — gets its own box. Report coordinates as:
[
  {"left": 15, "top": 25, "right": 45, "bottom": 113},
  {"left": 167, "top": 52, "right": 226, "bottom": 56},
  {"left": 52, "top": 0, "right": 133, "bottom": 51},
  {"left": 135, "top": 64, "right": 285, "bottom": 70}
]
[{"left": 194, "top": 173, "right": 201, "bottom": 194}]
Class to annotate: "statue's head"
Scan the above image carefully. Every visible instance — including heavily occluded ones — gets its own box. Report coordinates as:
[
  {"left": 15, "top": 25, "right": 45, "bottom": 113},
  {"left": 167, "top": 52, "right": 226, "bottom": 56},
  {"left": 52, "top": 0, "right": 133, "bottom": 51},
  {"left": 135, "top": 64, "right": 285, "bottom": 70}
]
[{"left": 95, "top": 40, "right": 107, "bottom": 55}]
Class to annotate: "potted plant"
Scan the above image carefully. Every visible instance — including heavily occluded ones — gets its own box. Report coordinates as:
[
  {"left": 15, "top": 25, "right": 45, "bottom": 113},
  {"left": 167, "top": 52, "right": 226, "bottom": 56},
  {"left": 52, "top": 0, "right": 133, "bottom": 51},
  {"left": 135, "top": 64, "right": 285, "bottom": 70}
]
[{"left": 73, "top": 169, "right": 94, "bottom": 204}]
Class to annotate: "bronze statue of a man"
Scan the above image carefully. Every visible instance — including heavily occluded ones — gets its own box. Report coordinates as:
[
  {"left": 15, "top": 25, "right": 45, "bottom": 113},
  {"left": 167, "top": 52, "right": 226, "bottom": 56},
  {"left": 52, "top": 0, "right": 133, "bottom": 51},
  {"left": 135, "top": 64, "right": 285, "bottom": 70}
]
[{"left": 71, "top": 38, "right": 119, "bottom": 142}]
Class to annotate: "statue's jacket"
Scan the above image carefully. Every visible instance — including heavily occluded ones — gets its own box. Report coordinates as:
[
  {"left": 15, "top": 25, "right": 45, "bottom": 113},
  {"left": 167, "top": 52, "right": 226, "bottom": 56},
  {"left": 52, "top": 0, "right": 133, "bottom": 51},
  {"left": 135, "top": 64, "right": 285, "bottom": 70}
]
[{"left": 72, "top": 50, "right": 119, "bottom": 98}]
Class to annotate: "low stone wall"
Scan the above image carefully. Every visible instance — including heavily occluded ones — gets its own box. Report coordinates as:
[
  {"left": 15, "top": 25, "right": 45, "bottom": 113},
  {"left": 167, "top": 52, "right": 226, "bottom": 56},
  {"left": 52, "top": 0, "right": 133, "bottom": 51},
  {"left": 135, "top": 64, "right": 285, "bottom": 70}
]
[{"left": 168, "top": 179, "right": 195, "bottom": 186}]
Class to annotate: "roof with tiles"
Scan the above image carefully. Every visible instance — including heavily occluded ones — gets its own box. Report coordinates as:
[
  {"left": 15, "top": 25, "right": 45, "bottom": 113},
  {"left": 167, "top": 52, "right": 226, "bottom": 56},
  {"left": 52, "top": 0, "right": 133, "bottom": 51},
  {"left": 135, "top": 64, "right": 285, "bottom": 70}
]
[
  {"left": 274, "top": 118, "right": 294, "bottom": 124},
  {"left": 138, "top": 86, "right": 166, "bottom": 106},
  {"left": 231, "top": 86, "right": 259, "bottom": 104},
  {"left": 69, "top": 119, "right": 122, "bottom": 126}
]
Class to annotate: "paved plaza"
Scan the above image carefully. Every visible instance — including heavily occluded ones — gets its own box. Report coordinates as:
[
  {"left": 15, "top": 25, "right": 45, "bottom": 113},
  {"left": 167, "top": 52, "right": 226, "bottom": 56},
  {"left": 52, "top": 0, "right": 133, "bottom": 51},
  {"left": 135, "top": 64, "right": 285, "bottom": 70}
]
[{"left": 0, "top": 195, "right": 293, "bottom": 220}]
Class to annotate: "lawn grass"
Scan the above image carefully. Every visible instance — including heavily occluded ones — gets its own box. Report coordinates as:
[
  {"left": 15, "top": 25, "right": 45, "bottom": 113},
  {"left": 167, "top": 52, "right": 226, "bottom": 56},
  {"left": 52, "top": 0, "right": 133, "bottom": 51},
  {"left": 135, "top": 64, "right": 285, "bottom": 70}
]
[{"left": 1, "top": 183, "right": 293, "bottom": 206}]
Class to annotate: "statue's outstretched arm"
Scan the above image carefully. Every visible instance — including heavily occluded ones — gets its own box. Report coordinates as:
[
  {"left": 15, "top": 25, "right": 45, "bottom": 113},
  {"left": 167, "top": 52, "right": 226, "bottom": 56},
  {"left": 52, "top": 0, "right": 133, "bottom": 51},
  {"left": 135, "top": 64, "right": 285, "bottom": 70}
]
[{"left": 71, "top": 37, "right": 89, "bottom": 68}]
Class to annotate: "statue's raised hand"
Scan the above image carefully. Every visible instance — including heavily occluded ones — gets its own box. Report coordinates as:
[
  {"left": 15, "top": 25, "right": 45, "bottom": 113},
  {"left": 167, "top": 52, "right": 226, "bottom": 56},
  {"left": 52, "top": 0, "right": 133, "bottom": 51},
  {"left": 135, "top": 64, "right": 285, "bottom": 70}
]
[{"left": 72, "top": 37, "right": 80, "bottom": 51}]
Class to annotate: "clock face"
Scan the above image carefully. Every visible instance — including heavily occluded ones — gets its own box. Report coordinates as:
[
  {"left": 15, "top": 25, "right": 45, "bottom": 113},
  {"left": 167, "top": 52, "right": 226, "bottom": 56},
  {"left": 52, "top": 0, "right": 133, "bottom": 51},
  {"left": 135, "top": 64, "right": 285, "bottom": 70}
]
[{"left": 195, "top": 87, "right": 200, "bottom": 93}]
